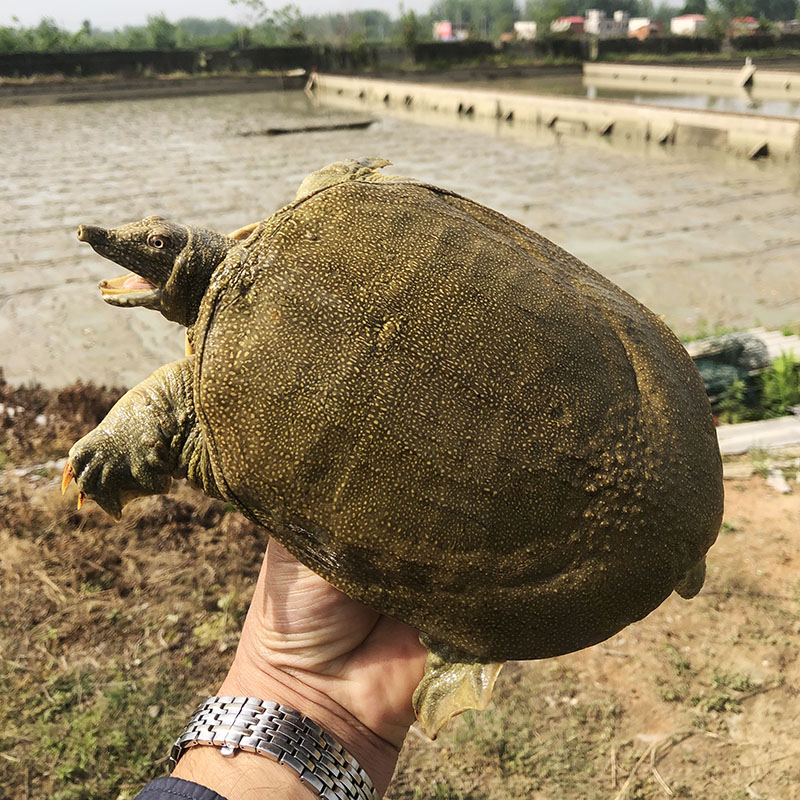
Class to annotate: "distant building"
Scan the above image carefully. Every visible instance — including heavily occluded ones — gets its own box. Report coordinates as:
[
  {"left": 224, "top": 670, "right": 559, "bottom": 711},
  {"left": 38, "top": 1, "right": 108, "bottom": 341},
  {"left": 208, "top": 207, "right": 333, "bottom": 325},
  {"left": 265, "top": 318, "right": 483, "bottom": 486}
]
[
  {"left": 613, "top": 10, "right": 631, "bottom": 32},
  {"left": 670, "top": 14, "right": 708, "bottom": 36},
  {"left": 433, "top": 20, "right": 469, "bottom": 41},
  {"left": 551, "top": 16, "right": 585, "bottom": 34},
  {"left": 514, "top": 20, "right": 538, "bottom": 40},
  {"left": 584, "top": 9, "right": 630, "bottom": 37},
  {"left": 731, "top": 16, "right": 759, "bottom": 34},
  {"left": 628, "top": 17, "right": 662, "bottom": 38}
]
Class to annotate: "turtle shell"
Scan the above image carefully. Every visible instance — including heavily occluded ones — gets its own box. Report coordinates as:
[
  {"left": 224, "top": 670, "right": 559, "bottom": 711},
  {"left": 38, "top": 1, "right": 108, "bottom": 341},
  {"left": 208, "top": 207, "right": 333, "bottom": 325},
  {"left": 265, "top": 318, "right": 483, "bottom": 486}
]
[{"left": 193, "top": 180, "right": 723, "bottom": 662}]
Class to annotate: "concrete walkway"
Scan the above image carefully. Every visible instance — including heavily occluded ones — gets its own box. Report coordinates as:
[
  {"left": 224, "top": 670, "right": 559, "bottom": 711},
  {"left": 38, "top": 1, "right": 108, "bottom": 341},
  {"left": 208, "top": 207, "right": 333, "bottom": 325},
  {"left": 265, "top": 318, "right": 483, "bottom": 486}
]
[
  {"left": 717, "top": 414, "right": 800, "bottom": 455},
  {"left": 317, "top": 73, "right": 800, "bottom": 162},
  {"left": 746, "top": 326, "right": 800, "bottom": 361}
]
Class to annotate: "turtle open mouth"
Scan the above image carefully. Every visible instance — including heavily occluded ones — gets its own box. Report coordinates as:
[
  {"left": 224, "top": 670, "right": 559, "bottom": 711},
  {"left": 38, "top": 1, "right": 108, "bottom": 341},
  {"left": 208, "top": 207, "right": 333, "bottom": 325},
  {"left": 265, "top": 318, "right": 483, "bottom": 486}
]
[
  {"left": 98, "top": 273, "right": 161, "bottom": 308},
  {"left": 77, "top": 223, "right": 164, "bottom": 310}
]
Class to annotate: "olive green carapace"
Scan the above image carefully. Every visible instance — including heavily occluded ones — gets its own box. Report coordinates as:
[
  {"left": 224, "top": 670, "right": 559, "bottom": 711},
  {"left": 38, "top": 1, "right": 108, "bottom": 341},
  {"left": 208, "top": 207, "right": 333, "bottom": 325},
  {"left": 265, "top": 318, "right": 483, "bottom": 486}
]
[
  {"left": 66, "top": 159, "right": 723, "bottom": 738},
  {"left": 196, "top": 177, "right": 721, "bottom": 658}
]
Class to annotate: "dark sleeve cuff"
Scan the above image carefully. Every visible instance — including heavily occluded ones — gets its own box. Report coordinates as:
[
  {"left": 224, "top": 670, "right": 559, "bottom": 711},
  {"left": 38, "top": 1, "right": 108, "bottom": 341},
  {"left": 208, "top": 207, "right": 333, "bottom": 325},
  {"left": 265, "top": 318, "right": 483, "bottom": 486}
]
[{"left": 133, "top": 776, "right": 229, "bottom": 800}]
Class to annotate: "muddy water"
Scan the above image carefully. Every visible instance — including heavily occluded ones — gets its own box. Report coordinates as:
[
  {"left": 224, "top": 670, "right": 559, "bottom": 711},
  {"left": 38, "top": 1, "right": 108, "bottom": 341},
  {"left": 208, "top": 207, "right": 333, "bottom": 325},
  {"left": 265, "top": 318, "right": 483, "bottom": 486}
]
[{"left": 2, "top": 90, "right": 799, "bottom": 388}]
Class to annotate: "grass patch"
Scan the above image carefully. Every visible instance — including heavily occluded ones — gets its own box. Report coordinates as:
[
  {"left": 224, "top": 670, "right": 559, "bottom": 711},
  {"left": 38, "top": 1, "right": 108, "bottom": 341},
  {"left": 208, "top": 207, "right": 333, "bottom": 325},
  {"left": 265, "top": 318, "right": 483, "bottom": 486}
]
[
  {"left": 0, "top": 449, "right": 265, "bottom": 799},
  {"left": 711, "top": 352, "right": 800, "bottom": 423}
]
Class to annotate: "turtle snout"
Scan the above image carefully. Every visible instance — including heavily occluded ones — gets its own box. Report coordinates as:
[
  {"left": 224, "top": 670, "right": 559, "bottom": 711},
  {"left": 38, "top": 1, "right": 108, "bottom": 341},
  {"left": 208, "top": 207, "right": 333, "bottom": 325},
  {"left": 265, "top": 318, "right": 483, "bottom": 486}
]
[{"left": 77, "top": 224, "right": 107, "bottom": 245}]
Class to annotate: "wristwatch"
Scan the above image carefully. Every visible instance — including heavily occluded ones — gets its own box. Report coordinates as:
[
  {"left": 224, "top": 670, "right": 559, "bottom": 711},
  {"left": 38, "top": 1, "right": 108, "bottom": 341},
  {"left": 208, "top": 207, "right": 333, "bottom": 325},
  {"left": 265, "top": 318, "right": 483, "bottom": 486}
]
[{"left": 170, "top": 696, "right": 378, "bottom": 800}]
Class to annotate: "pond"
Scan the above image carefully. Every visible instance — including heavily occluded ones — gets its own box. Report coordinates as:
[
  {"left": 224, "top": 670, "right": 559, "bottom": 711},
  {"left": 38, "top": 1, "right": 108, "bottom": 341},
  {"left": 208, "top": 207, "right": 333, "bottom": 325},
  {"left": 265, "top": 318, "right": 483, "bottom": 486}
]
[{"left": 2, "top": 89, "right": 798, "bottom": 388}]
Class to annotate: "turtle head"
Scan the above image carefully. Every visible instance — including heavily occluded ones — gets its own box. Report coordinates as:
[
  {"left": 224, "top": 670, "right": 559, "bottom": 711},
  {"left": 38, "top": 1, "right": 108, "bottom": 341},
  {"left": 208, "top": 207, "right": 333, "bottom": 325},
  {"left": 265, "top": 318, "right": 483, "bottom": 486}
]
[{"left": 77, "top": 216, "right": 235, "bottom": 326}]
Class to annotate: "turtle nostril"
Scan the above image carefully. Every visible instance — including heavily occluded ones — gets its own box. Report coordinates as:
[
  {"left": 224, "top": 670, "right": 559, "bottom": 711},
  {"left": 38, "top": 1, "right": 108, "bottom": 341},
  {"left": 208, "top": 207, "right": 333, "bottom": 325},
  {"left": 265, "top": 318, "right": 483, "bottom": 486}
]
[{"left": 77, "top": 224, "right": 105, "bottom": 244}]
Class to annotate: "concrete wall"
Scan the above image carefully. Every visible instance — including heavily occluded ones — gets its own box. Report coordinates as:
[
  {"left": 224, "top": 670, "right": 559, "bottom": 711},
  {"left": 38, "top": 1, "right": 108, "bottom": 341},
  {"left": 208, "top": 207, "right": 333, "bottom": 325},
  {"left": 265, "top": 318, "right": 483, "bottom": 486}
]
[
  {"left": 4, "top": 36, "right": 800, "bottom": 79},
  {"left": 596, "top": 36, "right": 719, "bottom": 56},
  {"left": 0, "top": 45, "right": 381, "bottom": 78},
  {"left": 317, "top": 73, "right": 800, "bottom": 162},
  {"left": 0, "top": 74, "right": 306, "bottom": 106},
  {"left": 0, "top": 42, "right": 497, "bottom": 79},
  {"left": 584, "top": 62, "right": 800, "bottom": 101}
]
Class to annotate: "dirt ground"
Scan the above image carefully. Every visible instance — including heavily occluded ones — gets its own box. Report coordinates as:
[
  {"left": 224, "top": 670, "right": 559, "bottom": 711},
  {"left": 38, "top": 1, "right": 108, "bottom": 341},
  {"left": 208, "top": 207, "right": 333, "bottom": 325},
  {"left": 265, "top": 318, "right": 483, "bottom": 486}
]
[{"left": 1, "top": 378, "right": 798, "bottom": 800}]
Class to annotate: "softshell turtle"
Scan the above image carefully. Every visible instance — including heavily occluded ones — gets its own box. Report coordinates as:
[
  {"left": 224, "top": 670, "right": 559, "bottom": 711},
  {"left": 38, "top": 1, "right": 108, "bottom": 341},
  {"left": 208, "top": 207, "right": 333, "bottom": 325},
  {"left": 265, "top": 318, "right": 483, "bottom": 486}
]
[{"left": 64, "top": 158, "right": 723, "bottom": 737}]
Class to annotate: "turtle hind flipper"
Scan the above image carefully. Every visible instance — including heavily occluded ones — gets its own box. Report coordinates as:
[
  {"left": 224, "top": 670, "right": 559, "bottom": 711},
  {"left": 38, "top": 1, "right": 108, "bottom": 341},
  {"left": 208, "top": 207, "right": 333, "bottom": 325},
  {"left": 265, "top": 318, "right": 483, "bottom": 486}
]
[
  {"left": 412, "top": 645, "right": 504, "bottom": 739},
  {"left": 674, "top": 557, "right": 707, "bottom": 599}
]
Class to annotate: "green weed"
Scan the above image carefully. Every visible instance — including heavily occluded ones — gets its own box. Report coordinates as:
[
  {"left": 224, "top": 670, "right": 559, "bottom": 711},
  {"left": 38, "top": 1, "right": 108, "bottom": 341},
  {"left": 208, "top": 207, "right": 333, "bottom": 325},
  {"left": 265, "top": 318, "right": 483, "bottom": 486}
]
[
  {"left": 761, "top": 351, "right": 800, "bottom": 417},
  {"left": 689, "top": 671, "right": 760, "bottom": 716},
  {"left": 717, "top": 379, "right": 750, "bottom": 424},
  {"left": 720, "top": 520, "right": 740, "bottom": 533},
  {"left": 665, "top": 645, "right": 696, "bottom": 678}
]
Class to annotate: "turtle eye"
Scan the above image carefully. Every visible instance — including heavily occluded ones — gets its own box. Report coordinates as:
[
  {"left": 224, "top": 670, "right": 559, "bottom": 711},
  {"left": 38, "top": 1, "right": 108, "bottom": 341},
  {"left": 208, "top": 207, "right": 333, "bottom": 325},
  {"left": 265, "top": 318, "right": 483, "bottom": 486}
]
[{"left": 147, "top": 233, "right": 170, "bottom": 249}]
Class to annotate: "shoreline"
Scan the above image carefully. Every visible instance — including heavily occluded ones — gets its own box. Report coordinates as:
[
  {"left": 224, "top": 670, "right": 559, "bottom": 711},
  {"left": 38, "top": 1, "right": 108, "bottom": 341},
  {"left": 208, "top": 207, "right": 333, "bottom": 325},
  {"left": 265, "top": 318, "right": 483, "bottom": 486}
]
[
  {"left": 4, "top": 54, "right": 800, "bottom": 107},
  {"left": 0, "top": 72, "right": 306, "bottom": 106}
]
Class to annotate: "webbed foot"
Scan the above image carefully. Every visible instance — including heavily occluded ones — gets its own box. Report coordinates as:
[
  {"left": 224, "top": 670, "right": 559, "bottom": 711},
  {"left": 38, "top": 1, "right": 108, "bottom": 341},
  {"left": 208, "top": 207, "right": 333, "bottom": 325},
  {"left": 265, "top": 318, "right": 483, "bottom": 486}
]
[
  {"left": 412, "top": 640, "right": 504, "bottom": 739},
  {"left": 674, "top": 557, "right": 707, "bottom": 599},
  {"left": 62, "top": 359, "right": 200, "bottom": 520},
  {"left": 64, "top": 424, "right": 172, "bottom": 520}
]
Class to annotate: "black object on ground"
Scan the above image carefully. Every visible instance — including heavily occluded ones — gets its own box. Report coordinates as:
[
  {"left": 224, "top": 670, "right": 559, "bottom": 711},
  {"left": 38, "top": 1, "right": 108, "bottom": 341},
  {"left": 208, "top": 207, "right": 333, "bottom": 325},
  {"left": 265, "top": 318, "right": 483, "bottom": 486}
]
[{"left": 238, "top": 120, "right": 375, "bottom": 137}]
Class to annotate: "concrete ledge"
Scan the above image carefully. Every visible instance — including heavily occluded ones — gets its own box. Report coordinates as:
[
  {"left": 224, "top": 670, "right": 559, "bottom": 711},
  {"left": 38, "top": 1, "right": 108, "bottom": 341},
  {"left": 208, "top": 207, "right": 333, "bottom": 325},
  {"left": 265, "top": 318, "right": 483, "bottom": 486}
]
[
  {"left": 318, "top": 73, "right": 800, "bottom": 161},
  {"left": 584, "top": 61, "right": 800, "bottom": 101},
  {"left": 717, "top": 416, "right": 800, "bottom": 455}
]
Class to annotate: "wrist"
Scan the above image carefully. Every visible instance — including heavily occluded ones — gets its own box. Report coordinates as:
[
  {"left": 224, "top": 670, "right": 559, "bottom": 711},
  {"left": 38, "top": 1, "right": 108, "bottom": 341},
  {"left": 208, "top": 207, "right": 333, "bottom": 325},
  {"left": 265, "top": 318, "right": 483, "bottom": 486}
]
[
  {"left": 172, "top": 660, "right": 401, "bottom": 799},
  {"left": 220, "top": 654, "right": 401, "bottom": 793},
  {"left": 173, "top": 745, "right": 317, "bottom": 800}
]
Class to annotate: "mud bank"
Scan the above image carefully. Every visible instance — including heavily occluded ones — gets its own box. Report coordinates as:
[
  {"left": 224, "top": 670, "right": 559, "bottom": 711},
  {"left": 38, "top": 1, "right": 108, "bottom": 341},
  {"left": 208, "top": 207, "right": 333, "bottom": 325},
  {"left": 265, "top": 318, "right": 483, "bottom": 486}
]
[{"left": 0, "top": 73, "right": 305, "bottom": 107}]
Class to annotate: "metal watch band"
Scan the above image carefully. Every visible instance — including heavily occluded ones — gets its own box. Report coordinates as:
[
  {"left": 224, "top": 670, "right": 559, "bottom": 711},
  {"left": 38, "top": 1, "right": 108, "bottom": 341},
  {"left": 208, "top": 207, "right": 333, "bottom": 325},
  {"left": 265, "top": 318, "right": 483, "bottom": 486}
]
[{"left": 169, "top": 696, "right": 378, "bottom": 800}]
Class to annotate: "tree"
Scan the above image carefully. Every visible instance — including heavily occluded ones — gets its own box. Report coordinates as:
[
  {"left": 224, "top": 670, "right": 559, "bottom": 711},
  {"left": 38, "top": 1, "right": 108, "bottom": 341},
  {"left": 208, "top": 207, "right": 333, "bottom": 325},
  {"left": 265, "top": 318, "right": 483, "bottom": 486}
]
[
  {"left": 428, "top": 0, "right": 520, "bottom": 38},
  {"left": 229, "top": 1, "right": 305, "bottom": 45},
  {"left": 119, "top": 25, "right": 148, "bottom": 49},
  {"left": 430, "top": 0, "right": 473, "bottom": 24},
  {"left": 751, "top": 0, "right": 796, "bottom": 19},
  {"left": 34, "top": 17, "right": 67, "bottom": 51},
  {"left": 358, "top": 9, "right": 392, "bottom": 40},
  {"left": 705, "top": 0, "right": 755, "bottom": 37},
  {"left": 273, "top": 5, "right": 305, "bottom": 41},
  {"left": 69, "top": 19, "right": 111, "bottom": 50},
  {"left": 524, "top": 0, "right": 570, "bottom": 28},
  {"left": 679, "top": 0, "right": 708, "bottom": 14},
  {"left": 146, "top": 14, "right": 177, "bottom": 49},
  {"left": 399, "top": 9, "right": 422, "bottom": 48},
  {"left": 0, "top": 26, "right": 24, "bottom": 53}
]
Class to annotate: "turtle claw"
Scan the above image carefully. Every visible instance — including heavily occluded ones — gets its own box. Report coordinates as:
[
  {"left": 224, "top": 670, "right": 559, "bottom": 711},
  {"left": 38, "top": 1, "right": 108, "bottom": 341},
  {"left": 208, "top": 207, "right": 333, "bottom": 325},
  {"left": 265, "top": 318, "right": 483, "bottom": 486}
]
[
  {"left": 62, "top": 462, "right": 90, "bottom": 513},
  {"left": 61, "top": 462, "right": 75, "bottom": 495}
]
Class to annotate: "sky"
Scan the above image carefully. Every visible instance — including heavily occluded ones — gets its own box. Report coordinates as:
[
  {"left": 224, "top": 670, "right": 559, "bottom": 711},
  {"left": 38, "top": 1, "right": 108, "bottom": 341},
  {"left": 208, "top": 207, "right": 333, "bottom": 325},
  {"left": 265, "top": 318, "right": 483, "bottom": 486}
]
[{"left": 2, "top": 0, "right": 433, "bottom": 32}]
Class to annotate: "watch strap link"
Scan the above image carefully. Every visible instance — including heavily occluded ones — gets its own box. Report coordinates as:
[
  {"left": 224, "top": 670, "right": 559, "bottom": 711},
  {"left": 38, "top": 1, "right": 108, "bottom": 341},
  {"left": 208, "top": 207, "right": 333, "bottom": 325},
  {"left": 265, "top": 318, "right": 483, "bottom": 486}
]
[{"left": 170, "top": 696, "right": 378, "bottom": 800}]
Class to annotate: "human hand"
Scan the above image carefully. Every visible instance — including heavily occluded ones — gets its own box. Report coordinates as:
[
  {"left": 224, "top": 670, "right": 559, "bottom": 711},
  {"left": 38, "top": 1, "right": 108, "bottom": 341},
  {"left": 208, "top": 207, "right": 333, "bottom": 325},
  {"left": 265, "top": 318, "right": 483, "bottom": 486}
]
[{"left": 172, "top": 539, "right": 428, "bottom": 798}]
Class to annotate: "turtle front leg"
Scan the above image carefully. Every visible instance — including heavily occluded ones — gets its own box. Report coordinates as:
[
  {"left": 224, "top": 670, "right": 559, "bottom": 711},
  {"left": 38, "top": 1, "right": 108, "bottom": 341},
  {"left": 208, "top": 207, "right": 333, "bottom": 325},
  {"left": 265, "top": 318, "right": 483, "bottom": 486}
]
[{"left": 63, "top": 356, "right": 218, "bottom": 520}]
